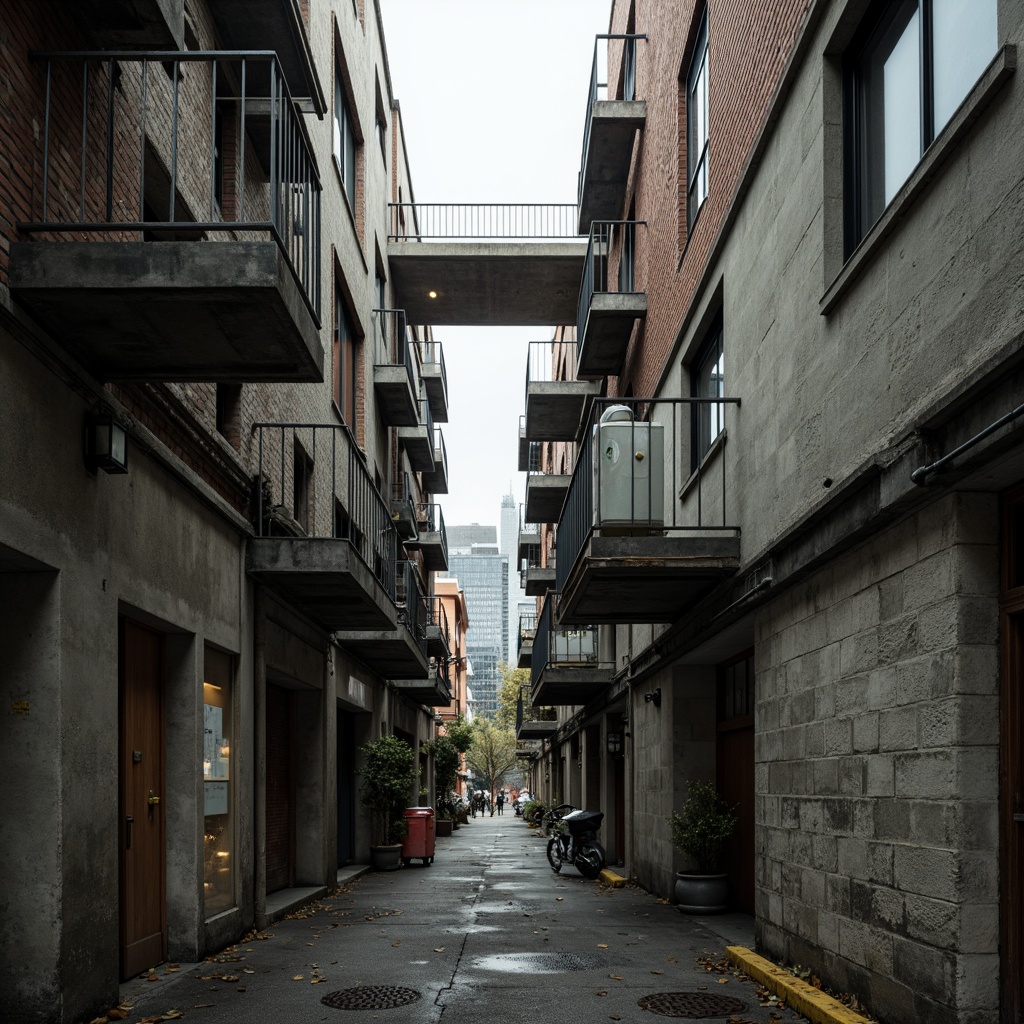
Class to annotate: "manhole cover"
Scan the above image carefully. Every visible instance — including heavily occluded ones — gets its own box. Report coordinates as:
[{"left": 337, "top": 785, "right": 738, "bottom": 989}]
[
  {"left": 474, "top": 951, "right": 603, "bottom": 973},
  {"left": 637, "top": 991, "right": 748, "bottom": 1017},
  {"left": 321, "top": 986, "right": 422, "bottom": 1010}
]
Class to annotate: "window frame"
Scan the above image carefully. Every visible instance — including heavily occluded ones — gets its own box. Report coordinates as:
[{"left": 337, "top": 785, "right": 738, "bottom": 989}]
[
  {"left": 843, "top": 0, "right": 998, "bottom": 256},
  {"left": 690, "top": 314, "right": 724, "bottom": 471},
  {"left": 333, "top": 62, "right": 357, "bottom": 212},
  {"left": 686, "top": 7, "right": 709, "bottom": 233},
  {"left": 333, "top": 287, "right": 358, "bottom": 428}
]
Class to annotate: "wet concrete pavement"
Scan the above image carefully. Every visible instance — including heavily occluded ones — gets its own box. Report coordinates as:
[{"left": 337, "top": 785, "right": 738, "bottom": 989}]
[{"left": 116, "top": 813, "right": 807, "bottom": 1024}]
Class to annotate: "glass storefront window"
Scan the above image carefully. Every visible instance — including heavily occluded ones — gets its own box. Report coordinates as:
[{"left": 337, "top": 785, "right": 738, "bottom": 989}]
[{"left": 203, "top": 648, "right": 234, "bottom": 916}]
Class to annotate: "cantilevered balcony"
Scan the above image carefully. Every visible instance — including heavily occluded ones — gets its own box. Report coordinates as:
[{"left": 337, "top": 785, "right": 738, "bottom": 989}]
[
  {"left": 417, "top": 341, "right": 449, "bottom": 423},
  {"left": 518, "top": 503, "right": 554, "bottom": 596},
  {"left": 530, "top": 599, "right": 612, "bottom": 706},
  {"left": 518, "top": 611, "right": 537, "bottom": 670},
  {"left": 524, "top": 340, "right": 602, "bottom": 442},
  {"left": 334, "top": 560, "right": 429, "bottom": 678},
  {"left": 247, "top": 424, "right": 398, "bottom": 632},
  {"left": 518, "top": 416, "right": 543, "bottom": 473},
  {"left": 388, "top": 204, "right": 586, "bottom": 326},
  {"left": 425, "top": 596, "right": 452, "bottom": 662},
  {"left": 207, "top": 0, "right": 326, "bottom": 114},
  {"left": 390, "top": 472, "right": 418, "bottom": 542},
  {"left": 373, "top": 309, "right": 419, "bottom": 427},
  {"left": 421, "top": 429, "right": 449, "bottom": 495},
  {"left": 555, "top": 399, "right": 742, "bottom": 626},
  {"left": 578, "top": 34, "right": 647, "bottom": 232},
  {"left": 398, "top": 395, "right": 436, "bottom": 473},
  {"left": 10, "top": 52, "right": 323, "bottom": 383},
  {"left": 517, "top": 720, "right": 557, "bottom": 742},
  {"left": 391, "top": 659, "right": 453, "bottom": 706},
  {"left": 576, "top": 221, "right": 647, "bottom": 379},
  {"left": 408, "top": 503, "right": 448, "bottom": 574},
  {"left": 525, "top": 466, "right": 570, "bottom": 524}
]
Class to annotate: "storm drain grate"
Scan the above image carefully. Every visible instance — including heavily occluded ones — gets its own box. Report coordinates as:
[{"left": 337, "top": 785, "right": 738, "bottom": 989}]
[
  {"left": 637, "top": 991, "right": 748, "bottom": 1017},
  {"left": 321, "top": 986, "right": 422, "bottom": 1011}
]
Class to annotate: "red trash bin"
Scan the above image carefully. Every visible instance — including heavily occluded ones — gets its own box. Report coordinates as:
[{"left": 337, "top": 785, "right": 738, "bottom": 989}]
[{"left": 401, "top": 807, "right": 435, "bottom": 866}]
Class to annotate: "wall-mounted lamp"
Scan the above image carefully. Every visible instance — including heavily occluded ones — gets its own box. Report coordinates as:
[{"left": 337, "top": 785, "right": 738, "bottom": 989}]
[
  {"left": 606, "top": 731, "right": 622, "bottom": 756},
  {"left": 85, "top": 413, "right": 128, "bottom": 474},
  {"left": 644, "top": 687, "right": 662, "bottom": 708}
]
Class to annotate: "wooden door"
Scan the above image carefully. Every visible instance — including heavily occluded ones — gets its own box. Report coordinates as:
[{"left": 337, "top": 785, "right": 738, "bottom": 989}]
[
  {"left": 265, "top": 684, "right": 295, "bottom": 894},
  {"left": 717, "top": 651, "right": 755, "bottom": 914},
  {"left": 119, "top": 619, "right": 166, "bottom": 980},
  {"left": 337, "top": 712, "right": 356, "bottom": 867}
]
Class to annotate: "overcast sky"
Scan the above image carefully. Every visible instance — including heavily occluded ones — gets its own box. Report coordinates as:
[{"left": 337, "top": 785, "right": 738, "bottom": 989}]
[{"left": 378, "top": 0, "right": 611, "bottom": 529}]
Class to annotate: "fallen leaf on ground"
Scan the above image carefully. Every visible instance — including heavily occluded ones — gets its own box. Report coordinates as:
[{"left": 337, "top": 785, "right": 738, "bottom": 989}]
[
  {"left": 434, "top": 948, "right": 445, "bottom": 953},
  {"left": 598, "top": 943, "right": 609, "bottom": 949},
  {"left": 556, "top": 897, "right": 564, "bottom": 901},
  {"left": 651, "top": 970, "right": 664, "bottom": 975},
  {"left": 391, "top": 941, "right": 402, "bottom": 947},
  {"left": 293, "top": 975, "right": 304, "bottom": 981},
  {"left": 311, "top": 978, "right": 326, "bottom": 984},
  {"left": 718, "top": 978, "right": 730, "bottom": 984},
  {"left": 164, "top": 965, "right": 180, "bottom": 973}
]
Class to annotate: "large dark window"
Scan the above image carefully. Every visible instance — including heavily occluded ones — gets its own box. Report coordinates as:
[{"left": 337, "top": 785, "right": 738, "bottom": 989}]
[
  {"left": 844, "top": 0, "right": 997, "bottom": 253},
  {"left": 686, "top": 8, "right": 709, "bottom": 232},
  {"left": 691, "top": 316, "right": 724, "bottom": 468}
]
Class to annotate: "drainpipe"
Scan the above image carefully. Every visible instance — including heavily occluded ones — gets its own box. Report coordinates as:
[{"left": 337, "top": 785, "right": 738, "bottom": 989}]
[{"left": 253, "top": 586, "right": 267, "bottom": 930}]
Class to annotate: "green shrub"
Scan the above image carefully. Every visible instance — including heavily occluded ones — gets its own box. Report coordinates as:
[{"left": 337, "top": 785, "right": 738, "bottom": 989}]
[{"left": 669, "top": 780, "right": 737, "bottom": 873}]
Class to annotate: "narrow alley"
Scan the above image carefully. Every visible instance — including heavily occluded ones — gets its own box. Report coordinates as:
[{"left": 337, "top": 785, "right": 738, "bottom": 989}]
[{"left": 116, "top": 814, "right": 796, "bottom": 1024}]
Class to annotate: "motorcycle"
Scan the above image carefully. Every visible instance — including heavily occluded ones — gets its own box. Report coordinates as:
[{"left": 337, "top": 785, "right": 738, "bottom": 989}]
[{"left": 543, "top": 803, "right": 606, "bottom": 879}]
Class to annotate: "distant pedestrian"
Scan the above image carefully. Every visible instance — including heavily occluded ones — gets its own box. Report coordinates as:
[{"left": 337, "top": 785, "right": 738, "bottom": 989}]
[{"left": 496, "top": 792, "right": 505, "bottom": 815}]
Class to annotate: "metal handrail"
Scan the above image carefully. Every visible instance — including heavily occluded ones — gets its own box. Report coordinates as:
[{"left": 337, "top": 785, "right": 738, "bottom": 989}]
[
  {"left": 372, "top": 307, "right": 415, "bottom": 396},
  {"left": 254, "top": 423, "right": 397, "bottom": 600},
  {"left": 397, "top": 559, "right": 429, "bottom": 655},
  {"left": 417, "top": 340, "right": 448, "bottom": 405},
  {"left": 431, "top": 427, "right": 448, "bottom": 478},
  {"left": 525, "top": 339, "right": 583, "bottom": 408},
  {"left": 426, "top": 596, "right": 452, "bottom": 653},
  {"left": 530, "top": 597, "right": 601, "bottom": 684},
  {"left": 417, "top": 502, "right": 448, "bottom": 568},
  {"left": 577, "top": 220, "right": 646, "bottom": 350},
  {"left": 554, "top": 397, "right": 741, "bottom": 595},
  {"left": 579, "top": 34, "right": 646, "bottom": 207},
  {"left": 388, "top": 203, "right": 580, "bottom": 240},
  {"left": 21, "top": 50, "right": 322, "bottom": 324}
]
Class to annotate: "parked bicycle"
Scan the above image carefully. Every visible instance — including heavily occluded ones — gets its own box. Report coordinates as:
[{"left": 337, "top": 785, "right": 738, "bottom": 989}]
[{"left": 542, "top": 803, "right": 606, "bottom": 879}]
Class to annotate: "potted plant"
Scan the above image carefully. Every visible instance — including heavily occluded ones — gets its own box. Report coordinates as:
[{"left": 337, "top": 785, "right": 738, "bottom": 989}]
[
  {"left": 669, "top": 780, "right": 737, "bottom": 914},
  {"left": 431, "top": 734, "right": 461, "bottom": 837},
  {"left": 359, "top": 734, "right": 417, "bottom": 871}
]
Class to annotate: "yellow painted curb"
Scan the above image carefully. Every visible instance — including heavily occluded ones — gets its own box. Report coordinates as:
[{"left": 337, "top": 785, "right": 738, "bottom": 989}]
[
  {"left": 599, "top": 869, "right": 627, "bottom": 887},
  {"left": 726, "top": 946, "right": 871, "bottom": 1024}
]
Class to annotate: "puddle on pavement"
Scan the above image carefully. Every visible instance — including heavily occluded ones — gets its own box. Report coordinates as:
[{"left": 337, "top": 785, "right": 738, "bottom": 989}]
[{"left": 472, "top": 952, "right": 604, "bottom": 974}]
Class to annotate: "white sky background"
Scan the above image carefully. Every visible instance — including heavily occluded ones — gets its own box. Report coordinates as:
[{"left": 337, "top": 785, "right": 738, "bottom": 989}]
[{"left": 378, "top": 0, "right": 611, "bottom": 529}]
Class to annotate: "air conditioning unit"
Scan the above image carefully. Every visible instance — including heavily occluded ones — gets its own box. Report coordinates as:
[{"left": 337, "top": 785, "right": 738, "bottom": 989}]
[{"left": 593, "top": 405, "right": 664, "bottom": 532}]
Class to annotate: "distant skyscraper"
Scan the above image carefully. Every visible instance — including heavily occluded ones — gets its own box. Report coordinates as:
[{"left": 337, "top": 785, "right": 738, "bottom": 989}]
[
  {"left": 499, "top": 492, "right": 527, "bottom": 663},
  {"left": 442, "top": 524, "right": 508, "bottom": 718}
]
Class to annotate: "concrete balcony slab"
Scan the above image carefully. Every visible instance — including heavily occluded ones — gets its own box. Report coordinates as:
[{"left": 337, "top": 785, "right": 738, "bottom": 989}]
[
  {"left": 525, "top": 474, "right": 570, "bottom": 524},
  {"left": 525, "top": 380, "right": 603, "bottom": 442},
  {"left": 578, "top": 100, "right": 646, "bottom": 232},
  {"left": 577, "top": 291, "right": 647, "bottom": 380}
]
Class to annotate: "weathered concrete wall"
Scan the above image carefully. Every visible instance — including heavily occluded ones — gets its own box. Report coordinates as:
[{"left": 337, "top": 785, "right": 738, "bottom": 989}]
[{"left": 755, "top": 492, "right": 1000, "bottom": 1023}]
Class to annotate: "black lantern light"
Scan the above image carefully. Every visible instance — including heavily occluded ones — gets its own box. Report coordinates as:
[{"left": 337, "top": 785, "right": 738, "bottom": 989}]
[
  {"left": 85, "top": 413, "right": 128, "bottom": 474},
  {"left": 606, "top": 731, "right": 622, "bottom": 755}
]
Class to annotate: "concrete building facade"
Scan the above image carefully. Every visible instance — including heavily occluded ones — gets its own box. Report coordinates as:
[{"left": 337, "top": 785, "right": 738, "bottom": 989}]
[
  {"left": 518, "top": 2, "right": 1024, "bottom": 1023},
  {"left": 0, "top": 2, "right": 455, "bottom": 1021}
]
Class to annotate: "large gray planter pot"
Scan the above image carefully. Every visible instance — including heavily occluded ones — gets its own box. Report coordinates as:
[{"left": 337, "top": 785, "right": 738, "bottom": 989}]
[
  {"left": 674, "top": 872, "right": 729, "bottom": 914},
  {"left": 435, "top": 818, "right": 454, "bottom": 838},
  {"left": 369, "top": 845, "right": 403, "bottom": 872}
]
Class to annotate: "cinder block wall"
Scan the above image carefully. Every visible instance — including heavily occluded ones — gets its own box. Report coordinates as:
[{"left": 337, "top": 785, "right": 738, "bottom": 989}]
[{"left": 755, "top": 492, "right": 999, "bottom": 1024}]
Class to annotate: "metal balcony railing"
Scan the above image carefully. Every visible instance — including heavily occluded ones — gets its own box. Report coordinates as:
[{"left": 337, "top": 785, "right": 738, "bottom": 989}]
[
  {"left": 577, "top": 220, "right": 646, "bottom": 343},
  {"left": 518, "top": 611, "right": 538, "bottom": 658},
  {"left": 555, "top": 397, "right": 742, "bottom": 595},
  {"left": 431, "top": 426, "right": 448, "bottom": 474},
  {"left": 426, "top": 595, "right": 452, "bottom": 652},
  {"left": 417, "top": 340, "right": 448, "bottom": 395},
  {"left": 578, "top": 34, "right": 646, "bottom": 206},
  {"left": 21, "top": 51, "right": 322, "bottom": 323},
  {"left": 525, "top": 339, "right": 582, "bottom": 403},
  {"left": 254, "top": 423, "right": 396, "bottom": 599},
  {"left": 531, "top": 597, "right": 601, "bottom": 680},
  {"left": 392, "top": 470, "right": 417, "bottom": 520},
  {"left": 388, "top": 203, "right": 580, "bottom": 241},
  {"left": 396, "top": 559, "right": 428, "bottom": 654},
  {"left": 372, "top": 307, "right": 415, "bottom": 395},
  {"left": 417, "top": 503, "right": 448, "bottom": 564}
]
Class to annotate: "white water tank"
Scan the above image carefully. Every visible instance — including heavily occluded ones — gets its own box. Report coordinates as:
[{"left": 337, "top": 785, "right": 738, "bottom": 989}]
[{"left": 593, "top": 405, "right": 664, "bottom": 530}]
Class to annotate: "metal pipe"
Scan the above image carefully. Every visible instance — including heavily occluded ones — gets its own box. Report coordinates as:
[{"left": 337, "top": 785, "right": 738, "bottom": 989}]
[{"left": 911, "top": 399, "right": 1024, "bottom": 484}]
